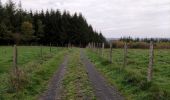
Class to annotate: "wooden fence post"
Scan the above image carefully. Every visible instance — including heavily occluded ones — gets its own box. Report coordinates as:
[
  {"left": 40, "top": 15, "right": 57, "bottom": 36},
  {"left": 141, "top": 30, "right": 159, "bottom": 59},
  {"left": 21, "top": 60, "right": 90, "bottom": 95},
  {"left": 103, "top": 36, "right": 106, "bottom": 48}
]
[
  {"left": 102, "top": 43, "right": 105, "bottom": 57},
  {"left": 91, "top": 42, "right": 92, "bottom": 49},
  {"left": 97, "top": 43, "right": 100, "bottom": 54},
  {"left": 93, "top": 42, "right": 94, "bottom": 51},
  {"left": 13, "top": 45, "right": 18, "bottom": 72},
  {"left": 93, "top": 42, "right": 94, "bottom": 48},
  {"left": 50, "top": 43, "right": 52, "bottom": 53},
  {"left": 91, "top": 42, "right": 92, "bottom": 48},
  {"left": 94, "top": 42, "right": 95, "bottom": 52},
  {"left": 109, "top": 42, "right": 113, "bottom": 63},
  {"left": 99, "top": 43, "right": 101, "bottom": 56},
  {"left": 4, "top": 49, "right": 7, "bottom": 54},
  {"left": 13, "top": 44, "right": 20, "bottom": 93},
  {"left": 147, "top": 41, "right": 154, "bottom": 82},
  {"left": 123, "top": 42, "right": 127, "bottom": 68},
  {"left": 97, "top": 43, "right": 99, "bottom": 53},
  {"left": 96, "top": 43, "right": 97, "bottom": 52},
  {"left": 40, "top": 45, "right": 42, "bottom": 58}
]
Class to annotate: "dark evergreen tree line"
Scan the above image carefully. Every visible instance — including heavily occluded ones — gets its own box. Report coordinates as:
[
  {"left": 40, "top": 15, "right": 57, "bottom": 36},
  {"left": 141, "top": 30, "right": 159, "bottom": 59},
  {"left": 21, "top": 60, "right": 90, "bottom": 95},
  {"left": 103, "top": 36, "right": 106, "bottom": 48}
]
[{"left": 0, "top": 0, "right": 106, "bottom": 46}]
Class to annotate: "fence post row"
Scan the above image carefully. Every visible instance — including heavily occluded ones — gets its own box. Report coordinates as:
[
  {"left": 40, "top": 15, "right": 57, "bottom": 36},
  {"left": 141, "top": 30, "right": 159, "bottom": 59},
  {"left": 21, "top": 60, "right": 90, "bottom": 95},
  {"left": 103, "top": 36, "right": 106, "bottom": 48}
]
[
  {"left": 147, "top": 41, "right": 154, "bottom": 82},
  {"left": 91, "top": 41, "right": 155, "bottom": 83}
]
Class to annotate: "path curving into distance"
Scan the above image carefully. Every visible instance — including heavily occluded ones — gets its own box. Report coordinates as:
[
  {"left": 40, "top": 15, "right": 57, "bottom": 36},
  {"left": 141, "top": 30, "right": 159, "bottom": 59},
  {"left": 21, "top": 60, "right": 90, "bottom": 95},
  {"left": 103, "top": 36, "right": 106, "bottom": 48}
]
[
  {"left": 80, "top": 50, "right": 125, "bottom": 100},
  {"left": 39, "top": 56, "right": 68, "bottom": 100}
]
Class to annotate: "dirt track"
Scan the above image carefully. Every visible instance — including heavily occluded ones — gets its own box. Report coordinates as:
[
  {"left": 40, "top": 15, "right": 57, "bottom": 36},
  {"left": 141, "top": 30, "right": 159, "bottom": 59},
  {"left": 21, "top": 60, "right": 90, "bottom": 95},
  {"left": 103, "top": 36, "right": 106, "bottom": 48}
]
[
  {"left": 39, "top": 49, "right": 124, "bottom": 100},
  {"left": 80, "top": 50, "right": 125, "bottom": 100},
  {"left": 39, "top": 56, "right": 68, "bottom": 100}
]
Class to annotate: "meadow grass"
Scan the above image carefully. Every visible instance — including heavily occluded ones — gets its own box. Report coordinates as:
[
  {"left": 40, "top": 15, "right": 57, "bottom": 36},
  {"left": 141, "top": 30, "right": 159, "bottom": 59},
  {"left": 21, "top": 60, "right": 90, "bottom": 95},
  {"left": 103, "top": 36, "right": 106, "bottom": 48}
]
[
  {"left": 86, "top": 48, "right": 170, "bottom": 100},
  {"left": 0, "top": 46, "right": 60, "bottom": 74},
  {"left": 0, "top": 46, "right": 67, "bottom": 100}
]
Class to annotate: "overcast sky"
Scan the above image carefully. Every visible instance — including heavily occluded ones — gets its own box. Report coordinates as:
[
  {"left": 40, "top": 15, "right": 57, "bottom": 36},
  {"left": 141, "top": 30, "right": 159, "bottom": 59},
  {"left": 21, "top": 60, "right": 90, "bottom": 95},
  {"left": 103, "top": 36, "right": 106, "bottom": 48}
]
[{"left": 2, "top": 0, "right": 170, "bottom": 38}]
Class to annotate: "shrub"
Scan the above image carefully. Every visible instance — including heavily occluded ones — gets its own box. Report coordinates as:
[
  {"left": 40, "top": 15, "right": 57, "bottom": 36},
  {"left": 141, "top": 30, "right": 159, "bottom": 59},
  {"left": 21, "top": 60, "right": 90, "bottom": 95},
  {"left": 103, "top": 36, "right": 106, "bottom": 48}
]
[
  {"left": 111, "top": 41, "right": 170, "bottom": 49},
  {"left": 8, "top": 68, "right": 29, "bottom": 93}
]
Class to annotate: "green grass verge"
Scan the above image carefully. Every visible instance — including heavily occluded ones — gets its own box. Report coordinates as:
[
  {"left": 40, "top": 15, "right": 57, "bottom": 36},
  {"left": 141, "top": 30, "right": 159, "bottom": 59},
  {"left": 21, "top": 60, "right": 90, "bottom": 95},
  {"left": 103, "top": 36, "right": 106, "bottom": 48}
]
[
  {"left": 86, "top": 48, "right": 170, "bottom": 100},
  {"left": 61, "top": 48, "right": 96, "bottom": 100},
  {"left": 0, "top": 46, "right": 67, "bottom": 100}
]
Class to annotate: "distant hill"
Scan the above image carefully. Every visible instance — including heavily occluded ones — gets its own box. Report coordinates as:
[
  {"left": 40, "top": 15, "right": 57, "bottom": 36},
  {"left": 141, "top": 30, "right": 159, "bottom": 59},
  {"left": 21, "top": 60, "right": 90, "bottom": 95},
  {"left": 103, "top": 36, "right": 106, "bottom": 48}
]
[{"left": 107, "top": 37, "right": 170, "bottom": 42}]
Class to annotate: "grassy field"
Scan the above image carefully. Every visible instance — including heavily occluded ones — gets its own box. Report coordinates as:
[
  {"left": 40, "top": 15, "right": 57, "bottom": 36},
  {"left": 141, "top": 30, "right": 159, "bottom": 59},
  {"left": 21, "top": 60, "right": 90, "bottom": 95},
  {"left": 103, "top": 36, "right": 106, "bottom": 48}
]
[
  {"left": 0, "top": 46, "right": 67, "bottom": 100},
  {"left": 0, "top": 46, "right": 60, "bottom": 74},
  {"left": 0, "top": 46, "right": 169, "bottom": 100},
  {"left": 86, "top": 48, "right": 170, "bottom": 100}
]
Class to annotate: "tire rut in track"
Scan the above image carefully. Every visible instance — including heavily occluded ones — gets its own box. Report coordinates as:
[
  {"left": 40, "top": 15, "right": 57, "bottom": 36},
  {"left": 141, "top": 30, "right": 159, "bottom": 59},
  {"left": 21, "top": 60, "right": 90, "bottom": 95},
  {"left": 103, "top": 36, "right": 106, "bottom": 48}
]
[
  {"left": 80, "top": 50, "right": 125, "bottom": 100},
  {"left": 39, "top": 55, "right": 68, "bottom": 100}
]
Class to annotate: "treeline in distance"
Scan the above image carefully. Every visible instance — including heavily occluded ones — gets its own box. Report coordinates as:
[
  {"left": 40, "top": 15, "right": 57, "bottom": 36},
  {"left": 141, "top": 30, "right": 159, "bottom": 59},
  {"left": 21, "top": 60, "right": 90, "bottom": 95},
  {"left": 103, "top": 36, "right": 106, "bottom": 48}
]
[{"left": 0, "top": 0, "right": 106, "bottom": 46}]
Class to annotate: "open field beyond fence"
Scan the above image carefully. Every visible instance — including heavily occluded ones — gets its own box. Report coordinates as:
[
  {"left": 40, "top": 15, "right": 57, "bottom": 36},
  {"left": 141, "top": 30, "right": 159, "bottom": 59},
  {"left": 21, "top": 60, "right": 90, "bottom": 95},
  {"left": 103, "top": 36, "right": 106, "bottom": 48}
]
[{"left": 86, "top": 48, "right": 170, "bottom": 99}]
